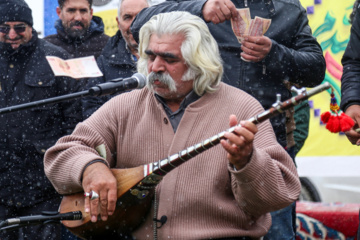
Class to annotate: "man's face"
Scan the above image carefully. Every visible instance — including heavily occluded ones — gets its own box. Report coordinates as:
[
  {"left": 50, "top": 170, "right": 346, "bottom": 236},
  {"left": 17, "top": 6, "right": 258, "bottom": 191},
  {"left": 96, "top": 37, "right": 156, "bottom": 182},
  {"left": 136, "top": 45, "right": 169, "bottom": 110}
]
[
  {"left": 56, "top": 0, "right": 93, "bottom": 38},
  {"left": 145, "top": 33, "right": 194, "bottom": 101},
  {"left": 0, "top": 22, "right": 33, "bottom": 49},
  {"left": 117, "top": 0, "right": 149, "bottom": 50}
]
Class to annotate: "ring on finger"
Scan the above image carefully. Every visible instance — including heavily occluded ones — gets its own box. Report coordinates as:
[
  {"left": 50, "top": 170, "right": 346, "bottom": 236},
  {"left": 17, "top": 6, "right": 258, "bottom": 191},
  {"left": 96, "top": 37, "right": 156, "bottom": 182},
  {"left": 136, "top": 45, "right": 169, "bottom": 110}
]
[{"left": 84, "top": 190, "right": 99, "bottom": 200}]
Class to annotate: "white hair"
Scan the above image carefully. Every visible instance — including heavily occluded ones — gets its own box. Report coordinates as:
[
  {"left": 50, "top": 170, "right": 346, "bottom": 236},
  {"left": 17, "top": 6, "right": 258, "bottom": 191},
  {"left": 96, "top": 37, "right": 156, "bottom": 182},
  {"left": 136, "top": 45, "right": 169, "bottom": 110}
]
[
  {"left": 137, "top": 11, "right": 223, "bottom": 96},
  {"left": 117, "top": 0, "right": 152, "bottom": 20}
]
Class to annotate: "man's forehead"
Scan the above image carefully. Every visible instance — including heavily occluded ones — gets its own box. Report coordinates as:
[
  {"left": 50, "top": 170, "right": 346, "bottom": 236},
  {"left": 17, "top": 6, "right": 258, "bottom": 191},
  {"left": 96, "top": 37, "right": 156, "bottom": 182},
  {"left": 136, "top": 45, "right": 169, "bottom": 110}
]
[
  {"left": 63, "top": 0, "right": 91, "bottom": 9},
  {"left": 120, "top": 0, "right": 149, "bottom": 14}
]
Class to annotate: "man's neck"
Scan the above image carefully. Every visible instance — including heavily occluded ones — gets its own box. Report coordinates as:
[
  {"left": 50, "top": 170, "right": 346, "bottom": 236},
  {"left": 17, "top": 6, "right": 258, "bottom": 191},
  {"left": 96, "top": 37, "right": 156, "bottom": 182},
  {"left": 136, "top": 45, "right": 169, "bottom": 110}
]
[{"left": 163, "top": 99, "right": 183, "bottom": 112}]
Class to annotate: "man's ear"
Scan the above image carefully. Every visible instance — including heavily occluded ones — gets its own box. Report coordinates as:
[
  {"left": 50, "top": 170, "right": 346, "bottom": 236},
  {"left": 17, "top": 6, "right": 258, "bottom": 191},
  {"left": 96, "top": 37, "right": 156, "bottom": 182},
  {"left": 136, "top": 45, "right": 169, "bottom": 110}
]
[
  {"left": 56, "top": 7, "right": 62, "bottom": 18},
  {"left": 116, "top": 16, "right": 120, "bottom": 30},
  {"left": 90, "top": 8, "right": 94, "bottom": 17}
]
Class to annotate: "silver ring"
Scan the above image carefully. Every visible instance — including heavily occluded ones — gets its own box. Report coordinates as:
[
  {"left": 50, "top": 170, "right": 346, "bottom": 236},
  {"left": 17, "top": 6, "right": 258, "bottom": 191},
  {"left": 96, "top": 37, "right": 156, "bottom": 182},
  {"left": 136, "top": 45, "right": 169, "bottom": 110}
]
[{"left": 84, "top": 190, "right": 99, "bottom": 200}]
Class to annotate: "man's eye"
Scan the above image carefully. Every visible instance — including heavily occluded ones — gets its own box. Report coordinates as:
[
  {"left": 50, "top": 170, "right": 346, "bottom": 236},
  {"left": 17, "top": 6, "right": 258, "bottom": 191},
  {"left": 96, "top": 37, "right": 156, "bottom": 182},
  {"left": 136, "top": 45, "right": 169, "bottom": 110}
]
[
  {"left": 165, "top": 59, "right": 176, "bottom": 63},
  {"left": 123, "top": 15, "right": 132, "bottom": 21}
]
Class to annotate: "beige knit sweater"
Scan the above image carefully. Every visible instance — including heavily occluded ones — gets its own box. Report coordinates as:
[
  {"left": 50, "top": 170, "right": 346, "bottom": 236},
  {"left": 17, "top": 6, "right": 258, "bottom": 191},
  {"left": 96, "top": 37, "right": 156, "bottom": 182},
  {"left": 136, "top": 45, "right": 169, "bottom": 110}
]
[{"left": 44, "top": 83, "right": 300, "bottom": 239}]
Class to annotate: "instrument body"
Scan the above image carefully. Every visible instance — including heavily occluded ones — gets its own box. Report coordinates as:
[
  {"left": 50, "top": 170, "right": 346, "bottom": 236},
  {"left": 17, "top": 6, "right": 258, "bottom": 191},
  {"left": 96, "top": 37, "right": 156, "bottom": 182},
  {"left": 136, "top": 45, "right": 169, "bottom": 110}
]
[{"left": 60, "top": 83, "right": 331, "bottom": 239}]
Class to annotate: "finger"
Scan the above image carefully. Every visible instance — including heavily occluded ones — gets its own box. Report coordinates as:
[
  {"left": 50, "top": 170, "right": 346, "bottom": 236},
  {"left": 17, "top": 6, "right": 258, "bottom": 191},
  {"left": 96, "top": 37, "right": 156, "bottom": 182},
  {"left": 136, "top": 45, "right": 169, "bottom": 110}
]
[
  {"left": 233, "top": 127, "right": 255, "bottom": 144},
  {"left": 240, "top": 52, "right": 263, "bottom": 62},
  {"left": 215, "top": 10, "right": 226, "bottom": 23},
  {"left": 226, "top": 122, "right": 256, "bottom": 146},
  {"left": 345, "top": 130, "right": 360, "bottom": 145},
  {"left": 224, "top": 127, "right": 246, "bottom": 147},
  {"left": 219, "top": 1, "right": 233, "bottom": 20},
  {"left": 99, "top": 188, "right": 108, "bottom": 221},
  {"left": 210, "top": 14, "right": 221, "bottom": 24},
  {"left": 245, "top": 36, "right": 264, "bottom": 44},
  {"left": 229, "top": 114, "right": 238, "bottom": 127},
  {"left": 107, "top": 188, "right": 117, "bottom": 216},
  {"left": 220, "top": 138, "right": 238, "bottom": 154},
  {"left": 203, "top": 1, "right": 222, "bottom": 23},
  {"left": 90, "top": 194, "right": 99, "bottom": 222},
  {"left": 84, "top": 191, "right": 91, "bottom": 215},
  {"left": 224, "top": 0, "right": 238, "bottom": 19},
  {"left": 241, "top": 44, "right": 260, "bottom": 57},
  {"left": 241, "top": 42, "right": 267, "bottom": 57},
  {"left": 240, "top": 121, "right": 258, "bottom": 135}
]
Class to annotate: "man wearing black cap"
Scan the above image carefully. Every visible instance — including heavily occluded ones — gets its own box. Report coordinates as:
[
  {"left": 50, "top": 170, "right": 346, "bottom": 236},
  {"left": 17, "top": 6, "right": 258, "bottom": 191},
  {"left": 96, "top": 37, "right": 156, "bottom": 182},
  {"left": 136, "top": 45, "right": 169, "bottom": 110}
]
[{"left": 0, "top": 0, "right": 82, "bottom": 239}]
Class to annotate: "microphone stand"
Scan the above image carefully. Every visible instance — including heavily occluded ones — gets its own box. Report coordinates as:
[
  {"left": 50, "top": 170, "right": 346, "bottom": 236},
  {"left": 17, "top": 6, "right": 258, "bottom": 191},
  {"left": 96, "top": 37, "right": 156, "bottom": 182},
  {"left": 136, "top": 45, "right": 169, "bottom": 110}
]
[
  {"left": 0, "top": 90, "right": 89, "bottom": 114},
  {"left": 0, "top": 211, "right": 82, "bottom": 232},
  {"left": 0, "top": 73, "right": 146, "bottom": 114}
]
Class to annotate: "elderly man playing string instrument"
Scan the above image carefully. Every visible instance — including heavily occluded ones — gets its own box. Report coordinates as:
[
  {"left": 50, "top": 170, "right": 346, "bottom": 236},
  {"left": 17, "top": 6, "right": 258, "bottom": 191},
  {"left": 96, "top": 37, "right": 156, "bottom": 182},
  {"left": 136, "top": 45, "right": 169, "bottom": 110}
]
[{"left": 44, "top": 11, "right": 300, "bottom": 239}]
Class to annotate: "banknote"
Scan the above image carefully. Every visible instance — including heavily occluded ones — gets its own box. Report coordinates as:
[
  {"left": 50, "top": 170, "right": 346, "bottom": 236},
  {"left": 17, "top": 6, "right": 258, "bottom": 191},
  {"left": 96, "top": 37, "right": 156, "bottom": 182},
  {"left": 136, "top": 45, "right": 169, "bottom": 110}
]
[
  {"left": 231, "top": 8, "right": 251, "bottom": 42},
  {"left": 46, "top": 56, "right": 103, "bottom": 79},
  {"left": 248, "top": 16, "right": 271, "bottom": 36},
  {"left": 231, "top": 8, "right": 271, "bottom": 43}
]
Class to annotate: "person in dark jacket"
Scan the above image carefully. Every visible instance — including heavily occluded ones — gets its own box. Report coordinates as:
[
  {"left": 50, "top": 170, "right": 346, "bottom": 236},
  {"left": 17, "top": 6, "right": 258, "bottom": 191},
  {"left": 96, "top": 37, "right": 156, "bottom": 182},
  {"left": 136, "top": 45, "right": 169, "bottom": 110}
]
[
  {"left": 131, "top": 0, "right": 326, "bottom": 239},
  {"left": 341, "top": 1, "right": 360, "bottom": 146},
  {"left": 44, "top": 0, "right": 109, "bottom": 59},
  {"left": 82, "top": 0, "right": 151, "bottom": 119},
  {"left": 0, "top": 1, "right": 82, "bottom": 239}
]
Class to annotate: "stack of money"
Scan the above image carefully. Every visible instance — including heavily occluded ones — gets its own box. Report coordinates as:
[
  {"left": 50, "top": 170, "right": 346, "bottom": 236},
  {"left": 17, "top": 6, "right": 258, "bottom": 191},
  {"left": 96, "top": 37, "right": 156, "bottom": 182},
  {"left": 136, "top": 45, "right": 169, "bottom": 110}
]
[{"left": 231, "top": 8, "right": 271, "bottom": 43}]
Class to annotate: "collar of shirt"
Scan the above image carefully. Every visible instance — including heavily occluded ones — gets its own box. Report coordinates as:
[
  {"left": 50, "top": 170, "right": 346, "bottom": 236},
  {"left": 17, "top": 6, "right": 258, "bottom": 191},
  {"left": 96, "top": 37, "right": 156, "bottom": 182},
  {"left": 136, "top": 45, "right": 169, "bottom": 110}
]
[{"left": 155, "top": 90, "right": 200, "bottom": 132}]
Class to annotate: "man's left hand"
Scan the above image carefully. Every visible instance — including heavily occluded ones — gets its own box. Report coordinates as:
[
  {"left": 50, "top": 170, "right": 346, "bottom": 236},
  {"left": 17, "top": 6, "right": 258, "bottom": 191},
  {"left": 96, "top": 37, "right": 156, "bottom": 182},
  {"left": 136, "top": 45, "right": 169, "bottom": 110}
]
[
  {"left": 241, "top": 35, "right": 272, "bottom": 62},
  {"left": 221, "top": 115, "right": 257, "bottom": 170}
]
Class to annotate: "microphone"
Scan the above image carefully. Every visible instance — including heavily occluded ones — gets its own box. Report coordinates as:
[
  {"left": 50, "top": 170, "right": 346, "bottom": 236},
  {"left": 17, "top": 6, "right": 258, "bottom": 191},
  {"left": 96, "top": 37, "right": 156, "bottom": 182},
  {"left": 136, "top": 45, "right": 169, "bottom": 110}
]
[
  {"left": 89, "top": 73, "right": 146, "bottom": 97},
  {"left": 1, "top": 211, "right": 82, "bottom": 227}
]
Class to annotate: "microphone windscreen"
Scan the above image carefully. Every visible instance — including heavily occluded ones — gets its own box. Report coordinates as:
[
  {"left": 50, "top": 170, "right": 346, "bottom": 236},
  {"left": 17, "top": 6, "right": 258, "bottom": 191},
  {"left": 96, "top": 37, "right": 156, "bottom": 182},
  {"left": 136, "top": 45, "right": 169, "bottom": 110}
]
[{"left": 133, "top": 73, "right": 146, "bottom": 89}]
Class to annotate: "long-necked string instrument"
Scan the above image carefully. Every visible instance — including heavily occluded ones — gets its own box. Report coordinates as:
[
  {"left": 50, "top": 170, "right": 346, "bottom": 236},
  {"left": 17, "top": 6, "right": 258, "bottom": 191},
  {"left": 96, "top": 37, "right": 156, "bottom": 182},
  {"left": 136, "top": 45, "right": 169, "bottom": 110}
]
[{"left": 59, "top": 83, "right": 331, "bottom": 239}]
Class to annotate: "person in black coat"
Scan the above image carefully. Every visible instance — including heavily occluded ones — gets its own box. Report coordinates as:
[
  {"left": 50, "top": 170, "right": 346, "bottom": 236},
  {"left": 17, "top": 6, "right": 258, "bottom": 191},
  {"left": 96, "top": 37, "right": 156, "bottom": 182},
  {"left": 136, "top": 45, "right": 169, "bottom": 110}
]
[
  {"left": 130, "top": 0, "right": 326, "bottom": 239},
  {"left": 341, "top": 0, "right": 360, "bottom": 146},
  {"left": 44, "top": 0, "right": 109, "bottom": 59},
  {"left": 0, "top": 1, "right": 82, "bottom": 239}
]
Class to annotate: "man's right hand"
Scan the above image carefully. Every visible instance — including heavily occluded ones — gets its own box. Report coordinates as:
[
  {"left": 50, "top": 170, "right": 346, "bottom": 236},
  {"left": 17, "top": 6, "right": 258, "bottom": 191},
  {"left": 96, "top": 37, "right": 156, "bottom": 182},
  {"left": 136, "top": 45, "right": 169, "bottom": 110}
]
[
  {"left": 203, "top": 0, "right": 238, "bottom": 24},
  {"left": 82, "top": 162, "right": 117, "bottom": 222},
  {"left": 344, "top": 105, "right": 360, "bottom": 145}
]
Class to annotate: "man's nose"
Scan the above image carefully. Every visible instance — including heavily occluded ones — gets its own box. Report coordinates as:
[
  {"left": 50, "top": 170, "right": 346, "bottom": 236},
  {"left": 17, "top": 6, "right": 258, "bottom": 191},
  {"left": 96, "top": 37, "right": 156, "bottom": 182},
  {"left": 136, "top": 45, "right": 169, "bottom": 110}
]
[
  {"left": 151, "top": 57, "right": 165, "bottom": 73},
  {"left": 8, "top": 28, "right": 18, "bottom": 39},
  {"left": 74, "top": 11, "right": 82, "bottom": 21}
]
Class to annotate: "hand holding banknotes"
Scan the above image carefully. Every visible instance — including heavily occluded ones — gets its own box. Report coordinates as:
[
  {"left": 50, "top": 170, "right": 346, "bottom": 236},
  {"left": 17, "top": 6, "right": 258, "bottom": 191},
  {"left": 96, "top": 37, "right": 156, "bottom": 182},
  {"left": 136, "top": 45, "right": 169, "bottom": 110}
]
[
  {"left": 202, "top": 0, "right": 238, "bottom": 24},
  {"left": 230, "top": 7, "right": 272, "bottom": 62},
  {"left": 240, "top": 35, "right": 272, "bottom": 62}
]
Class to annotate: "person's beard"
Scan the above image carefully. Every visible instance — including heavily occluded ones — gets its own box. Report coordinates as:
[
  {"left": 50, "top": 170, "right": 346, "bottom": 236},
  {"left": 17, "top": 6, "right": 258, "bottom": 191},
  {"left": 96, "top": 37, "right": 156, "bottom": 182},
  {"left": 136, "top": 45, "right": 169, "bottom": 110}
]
[
  {"left": 64, "top": 21, "right": 88, "bottom": 39},
  {"left": 147, "top": 72, "right": 177, "bottom": 93}
]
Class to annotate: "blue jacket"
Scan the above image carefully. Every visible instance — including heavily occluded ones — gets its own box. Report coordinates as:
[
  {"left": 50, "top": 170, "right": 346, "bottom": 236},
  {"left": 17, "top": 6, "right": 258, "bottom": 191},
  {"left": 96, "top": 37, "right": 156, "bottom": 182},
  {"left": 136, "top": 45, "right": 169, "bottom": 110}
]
[
  {"left": 82, "top": 30, "right": 137, "bottom": 119},
  {"left": 341, "top": 6, "right": 360, "bottom": 111},
  {"left": 0, "top": 31, "right": 83, "bottom": 207},
  {"left": 131, "top": 0, "right": 326, "bottom": 147}
]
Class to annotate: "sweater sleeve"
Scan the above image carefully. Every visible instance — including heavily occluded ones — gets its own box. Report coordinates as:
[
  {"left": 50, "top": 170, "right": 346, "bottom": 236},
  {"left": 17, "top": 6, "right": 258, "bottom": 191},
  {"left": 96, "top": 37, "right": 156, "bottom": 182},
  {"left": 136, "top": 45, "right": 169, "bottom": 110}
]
[
  {"left": 44, "top": 101, "right": 118, "bottom": 194},
  {"left": 228, "top": 106, "right": 300, "bottom": 218}
]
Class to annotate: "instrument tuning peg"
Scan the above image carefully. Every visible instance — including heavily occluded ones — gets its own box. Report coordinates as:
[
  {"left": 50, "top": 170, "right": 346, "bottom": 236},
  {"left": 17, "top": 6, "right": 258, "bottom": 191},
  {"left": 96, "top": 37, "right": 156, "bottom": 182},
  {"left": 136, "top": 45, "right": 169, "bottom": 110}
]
[
  {"left": 272, "top": 94, "right": 282, "bottom": 108},
  {"left": 290, "top": 86, "right": 306, "bottom": 96}
]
